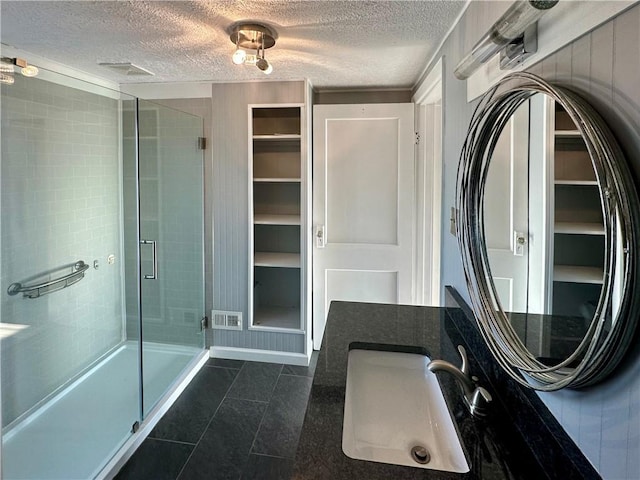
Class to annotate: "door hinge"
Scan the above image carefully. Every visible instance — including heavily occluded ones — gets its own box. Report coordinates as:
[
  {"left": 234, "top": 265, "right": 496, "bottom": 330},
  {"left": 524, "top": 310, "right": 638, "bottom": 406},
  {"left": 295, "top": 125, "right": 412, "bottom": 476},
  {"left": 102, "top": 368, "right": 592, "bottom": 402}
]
[
  {"left": 415, "top": 132, "right": 420, "bottom": 145},
  {"left": 200, "top": 316, "right": 209, "bottom": 331},
  {"left": 131, "top": 421, "right": 140, "bottom": 433},
  {"left": 198, "top": 137, "right": 207, "bottom": 150}
]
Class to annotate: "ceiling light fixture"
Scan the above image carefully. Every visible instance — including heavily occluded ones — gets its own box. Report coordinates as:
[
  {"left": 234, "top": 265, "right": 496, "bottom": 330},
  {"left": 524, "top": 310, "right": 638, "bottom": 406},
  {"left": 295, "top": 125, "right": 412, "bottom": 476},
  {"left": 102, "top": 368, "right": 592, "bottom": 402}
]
[
  {"left": 229, "top": 23, "right": 277, "bottom": 75},
  {"left": 0, "top": 57, "right": 40, "bottom": 84},
  {"left": 20, "top": 64, "right": 39, "bottom": 77}
]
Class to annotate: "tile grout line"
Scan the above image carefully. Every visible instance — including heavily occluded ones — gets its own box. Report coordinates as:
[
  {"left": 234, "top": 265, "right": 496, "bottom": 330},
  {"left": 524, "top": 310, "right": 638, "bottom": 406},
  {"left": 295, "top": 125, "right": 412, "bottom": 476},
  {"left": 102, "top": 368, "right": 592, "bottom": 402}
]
[
  {"left": 279, "top": 372, "right": 312, "bottom": 378},
  {"left": 145, "top": 437, "right": 197, "bottom": 447},
  {"left": 204, "top": 364, "right": 242, "bottom": 371},
  {"left": 250, "top": 452, "right": 293, "bottom": 460},
  {"left": 174, "top": 361, "right": 282, "bottom": 480},
  {"left": 240, "top": 363, "right": 285, "bottom": 479},
  {"left": 174, "top": 364, "right": 246, "bottom": 480},
  {"left": 126, "top": 361, "right": 299, "bottom": 480},
  {"left": 248, "top": 365, "right": 284, "bottom": 456}
]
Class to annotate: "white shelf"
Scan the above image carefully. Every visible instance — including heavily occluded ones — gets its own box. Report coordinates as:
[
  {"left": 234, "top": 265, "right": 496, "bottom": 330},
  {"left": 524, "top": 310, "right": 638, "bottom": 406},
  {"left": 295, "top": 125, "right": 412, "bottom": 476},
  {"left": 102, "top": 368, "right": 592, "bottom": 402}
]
[
  {"left": 555, "top": 179, "right": 598, "bottom": 186},
  {"left": 554, "top": 265, "right": 603, "bottom": 284},
  {"left": 555, "top": 130, "right": 582, "bottom": 137},
  {"left": 253, "top": 177, "right": 301, "bottom": 183},
  {"left": 252, "top": 306, "right": 301, "bottom": 330},
  {"left": 253, "top": 134, "right": 301, "bottom": 141},
  {"left": 254, "top": 252, "right": 300, "bottom": 268},
  {"left": 555, "top": 222, "right": 605, "bottom": 235},
  {"left": 254, "top": 214, "right": 301, "bottom": 225}
]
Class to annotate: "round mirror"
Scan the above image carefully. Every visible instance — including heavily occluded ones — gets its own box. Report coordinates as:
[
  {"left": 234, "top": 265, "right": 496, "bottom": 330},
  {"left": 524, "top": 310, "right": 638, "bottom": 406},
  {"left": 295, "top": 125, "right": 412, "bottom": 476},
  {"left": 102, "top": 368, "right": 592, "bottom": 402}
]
[{"left": 457, "top": 73, "right": 640, "bottom": 390}]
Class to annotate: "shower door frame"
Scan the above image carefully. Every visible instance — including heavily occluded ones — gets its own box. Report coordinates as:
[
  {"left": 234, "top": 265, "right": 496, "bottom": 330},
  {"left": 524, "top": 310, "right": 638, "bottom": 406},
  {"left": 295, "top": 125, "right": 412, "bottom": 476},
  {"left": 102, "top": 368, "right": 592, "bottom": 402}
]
[{"left": 98, "top": 97, "right": 209, "bottom": 479}]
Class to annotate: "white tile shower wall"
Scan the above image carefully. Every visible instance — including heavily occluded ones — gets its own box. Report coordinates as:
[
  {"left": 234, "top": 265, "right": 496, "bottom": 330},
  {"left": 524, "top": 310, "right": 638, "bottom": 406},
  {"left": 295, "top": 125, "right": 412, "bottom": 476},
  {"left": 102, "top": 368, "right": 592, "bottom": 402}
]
[{"left": 0, "top": 76, "right": 123, "bottom": 426}]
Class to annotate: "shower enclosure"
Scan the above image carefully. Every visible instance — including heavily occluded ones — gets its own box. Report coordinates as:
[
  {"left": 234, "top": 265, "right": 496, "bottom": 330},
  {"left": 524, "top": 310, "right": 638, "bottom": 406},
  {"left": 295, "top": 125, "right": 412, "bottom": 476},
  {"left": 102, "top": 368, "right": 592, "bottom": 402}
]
[{"left": 0, "top": 66, "right": 207, "bottom": 478}]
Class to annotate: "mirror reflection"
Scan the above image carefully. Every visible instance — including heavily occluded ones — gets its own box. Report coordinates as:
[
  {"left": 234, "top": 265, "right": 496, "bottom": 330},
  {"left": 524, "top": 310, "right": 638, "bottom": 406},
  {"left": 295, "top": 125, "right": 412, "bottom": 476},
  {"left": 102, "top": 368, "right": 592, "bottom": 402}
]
[{"left": 482, "top": 93, "right": 616, "bottom": 365}]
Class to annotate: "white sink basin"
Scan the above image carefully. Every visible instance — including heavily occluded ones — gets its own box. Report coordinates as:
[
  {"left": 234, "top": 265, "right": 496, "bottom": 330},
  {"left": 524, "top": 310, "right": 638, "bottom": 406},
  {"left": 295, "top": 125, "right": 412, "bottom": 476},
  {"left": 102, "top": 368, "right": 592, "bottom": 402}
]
[{"left": 342, "top": 349, "right": 470, "bottom": 473}]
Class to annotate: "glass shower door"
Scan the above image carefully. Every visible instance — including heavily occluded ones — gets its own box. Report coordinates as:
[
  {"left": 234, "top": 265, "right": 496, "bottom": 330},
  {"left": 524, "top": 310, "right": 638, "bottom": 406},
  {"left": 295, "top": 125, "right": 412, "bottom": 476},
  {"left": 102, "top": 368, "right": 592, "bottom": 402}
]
[{"left": 136, "top": 100, "right": 205, "bottom": 416}]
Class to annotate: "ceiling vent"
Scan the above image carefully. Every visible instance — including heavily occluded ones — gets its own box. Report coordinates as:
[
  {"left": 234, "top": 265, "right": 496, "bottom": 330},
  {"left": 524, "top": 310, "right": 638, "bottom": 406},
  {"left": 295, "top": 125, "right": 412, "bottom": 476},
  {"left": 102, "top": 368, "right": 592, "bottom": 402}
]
[{"left": 98, "top": 62, "right": 154, "bottom": 76}]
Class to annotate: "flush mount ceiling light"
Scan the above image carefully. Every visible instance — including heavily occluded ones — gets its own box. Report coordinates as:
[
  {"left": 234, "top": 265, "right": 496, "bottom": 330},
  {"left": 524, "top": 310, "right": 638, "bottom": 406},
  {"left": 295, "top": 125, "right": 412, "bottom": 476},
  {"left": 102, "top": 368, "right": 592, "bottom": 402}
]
[{"left": 229, "top": 22, "right": 276, "bottom": 75}]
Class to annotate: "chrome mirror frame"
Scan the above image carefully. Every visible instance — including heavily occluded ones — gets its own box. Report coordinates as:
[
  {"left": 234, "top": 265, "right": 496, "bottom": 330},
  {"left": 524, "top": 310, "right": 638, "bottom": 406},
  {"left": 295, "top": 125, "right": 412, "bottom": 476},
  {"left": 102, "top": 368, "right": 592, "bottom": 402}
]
[{"left": 456, "top": 73, "right": 640, "bottom": 390}]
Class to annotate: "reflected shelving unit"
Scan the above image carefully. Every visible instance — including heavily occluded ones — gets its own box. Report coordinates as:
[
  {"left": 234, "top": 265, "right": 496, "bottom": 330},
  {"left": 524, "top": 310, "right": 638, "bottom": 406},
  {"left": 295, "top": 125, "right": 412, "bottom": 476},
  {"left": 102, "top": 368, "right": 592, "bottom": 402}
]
[
  {"left": 551, "top": 101, "right": 605, "bottom": 317},
  {"left": 249, "top": 105, "right": 305, "bottom": 332}
]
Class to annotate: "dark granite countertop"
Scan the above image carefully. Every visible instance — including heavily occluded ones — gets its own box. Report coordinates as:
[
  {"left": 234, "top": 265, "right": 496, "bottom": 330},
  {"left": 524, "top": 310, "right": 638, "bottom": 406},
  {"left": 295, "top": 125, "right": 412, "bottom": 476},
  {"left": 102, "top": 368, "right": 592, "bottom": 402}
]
[{"left": 292, "top": 301, "right": 549, "bottom": 480}]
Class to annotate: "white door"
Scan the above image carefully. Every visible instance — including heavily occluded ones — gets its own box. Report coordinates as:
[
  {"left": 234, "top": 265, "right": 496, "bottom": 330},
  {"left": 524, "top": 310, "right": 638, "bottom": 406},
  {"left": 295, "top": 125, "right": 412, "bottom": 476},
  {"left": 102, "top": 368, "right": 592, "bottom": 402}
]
[
  {"left": 312, "top": 104, "right": 415, "bottom": 349},
  {"left": 484, "top": 101, "right": 529, "bottom": 312}
]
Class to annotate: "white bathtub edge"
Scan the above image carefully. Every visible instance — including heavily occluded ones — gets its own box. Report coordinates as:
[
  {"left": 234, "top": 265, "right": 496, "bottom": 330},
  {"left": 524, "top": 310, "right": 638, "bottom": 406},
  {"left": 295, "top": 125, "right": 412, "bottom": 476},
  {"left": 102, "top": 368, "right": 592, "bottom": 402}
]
[{"left": 97, "top": 349, "right": 209, "bottom": 480}]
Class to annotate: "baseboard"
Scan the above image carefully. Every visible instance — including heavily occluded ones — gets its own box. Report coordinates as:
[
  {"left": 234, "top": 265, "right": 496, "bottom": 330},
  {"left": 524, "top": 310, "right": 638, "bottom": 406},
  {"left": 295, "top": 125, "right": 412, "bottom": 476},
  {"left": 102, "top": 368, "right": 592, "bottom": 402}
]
[{"left": 209, "top": 346, "right": 309, "bottom": 366}]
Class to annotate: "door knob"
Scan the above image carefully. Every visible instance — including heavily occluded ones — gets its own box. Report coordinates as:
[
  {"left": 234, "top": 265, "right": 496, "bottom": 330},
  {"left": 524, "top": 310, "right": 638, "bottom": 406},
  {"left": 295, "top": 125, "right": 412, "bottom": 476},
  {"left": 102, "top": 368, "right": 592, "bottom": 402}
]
[
  {"left": 315, "top": 225, "right": 325, "bottom": 248},
  {"left": 514, "top": 231, "right": 526, "bottom": 256}
]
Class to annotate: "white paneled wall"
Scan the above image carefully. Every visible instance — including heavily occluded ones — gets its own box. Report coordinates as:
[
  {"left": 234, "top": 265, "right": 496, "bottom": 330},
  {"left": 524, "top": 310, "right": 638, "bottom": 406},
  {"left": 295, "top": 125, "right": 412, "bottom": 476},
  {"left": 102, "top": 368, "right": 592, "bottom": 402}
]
[
  {"left": 211, "top": 81, "right": 306, "bottom": 353},
  {"left": 526, "top": 8, "right": 640, "bottom": 478},
  {"left": 1, "top": 75, "right": 123, "bottom": 425},
  {"left": 432, "top": 3, "right": 640, "bottom": 478}
]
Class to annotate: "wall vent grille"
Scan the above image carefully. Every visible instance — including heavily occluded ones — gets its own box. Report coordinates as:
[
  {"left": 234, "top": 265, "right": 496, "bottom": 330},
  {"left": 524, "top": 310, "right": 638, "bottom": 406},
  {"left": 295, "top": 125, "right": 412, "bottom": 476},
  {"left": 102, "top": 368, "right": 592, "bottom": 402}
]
[{"left": 211, "top": 310, "right": 243, "bottom": 330}]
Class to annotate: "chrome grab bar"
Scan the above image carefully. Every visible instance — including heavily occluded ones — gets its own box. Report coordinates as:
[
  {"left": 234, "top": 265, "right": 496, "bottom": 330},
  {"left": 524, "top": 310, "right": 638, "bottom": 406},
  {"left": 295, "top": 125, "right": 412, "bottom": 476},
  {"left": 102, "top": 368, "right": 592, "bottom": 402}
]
[
  {"left": 140, "top": 240, "right": 158, "bottom": 279},
  {"left": 7, "top": 261, "right": 89, "bottom": 299}
]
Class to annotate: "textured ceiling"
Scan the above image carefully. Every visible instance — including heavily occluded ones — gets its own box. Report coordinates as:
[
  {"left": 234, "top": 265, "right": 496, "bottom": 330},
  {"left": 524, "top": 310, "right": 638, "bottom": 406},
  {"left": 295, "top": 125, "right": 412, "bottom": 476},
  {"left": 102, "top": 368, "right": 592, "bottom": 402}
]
[{"left": 0, "top": 1, "right": 466, "bottom": 89}]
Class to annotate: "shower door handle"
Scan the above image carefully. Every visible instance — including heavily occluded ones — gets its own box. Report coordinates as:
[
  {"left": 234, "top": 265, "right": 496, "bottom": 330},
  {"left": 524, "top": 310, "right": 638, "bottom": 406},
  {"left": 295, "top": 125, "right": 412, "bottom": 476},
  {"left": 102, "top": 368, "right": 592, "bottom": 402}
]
[{"left": 140, "top": 240, "right": 158, "bottom": 280}]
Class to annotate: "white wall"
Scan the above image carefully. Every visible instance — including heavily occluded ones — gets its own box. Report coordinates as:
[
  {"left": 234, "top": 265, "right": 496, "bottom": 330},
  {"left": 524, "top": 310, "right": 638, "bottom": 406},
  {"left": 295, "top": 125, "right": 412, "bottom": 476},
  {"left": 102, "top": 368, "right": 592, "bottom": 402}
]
[{"left": 422, "top": 2, "right": 640, "bottom": 478}]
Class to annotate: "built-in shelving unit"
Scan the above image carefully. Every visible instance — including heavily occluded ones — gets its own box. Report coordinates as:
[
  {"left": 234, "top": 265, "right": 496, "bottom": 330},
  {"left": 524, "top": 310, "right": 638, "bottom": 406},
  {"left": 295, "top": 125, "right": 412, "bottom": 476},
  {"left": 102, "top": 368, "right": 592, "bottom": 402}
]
[
  {"left": 551, "top": 102, "right": 605, "bottom": 316},
  {"left": 249, "top": 105, "right": 305, "bottom": 332}
]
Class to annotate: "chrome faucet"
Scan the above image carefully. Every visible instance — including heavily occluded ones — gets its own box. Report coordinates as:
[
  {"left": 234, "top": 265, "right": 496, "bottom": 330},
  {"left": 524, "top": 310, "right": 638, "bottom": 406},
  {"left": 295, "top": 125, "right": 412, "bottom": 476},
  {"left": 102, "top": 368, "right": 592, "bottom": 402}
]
[{"left": 427, "top": 345, "right": 492, "bottom": 417}]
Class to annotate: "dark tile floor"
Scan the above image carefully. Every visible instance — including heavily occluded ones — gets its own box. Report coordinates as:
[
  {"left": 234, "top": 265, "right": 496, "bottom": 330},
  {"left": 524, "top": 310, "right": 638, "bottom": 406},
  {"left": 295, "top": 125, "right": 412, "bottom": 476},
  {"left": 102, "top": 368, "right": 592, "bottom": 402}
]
[{"left": 116, "top": 354, "right": 317, "bottom": 480}]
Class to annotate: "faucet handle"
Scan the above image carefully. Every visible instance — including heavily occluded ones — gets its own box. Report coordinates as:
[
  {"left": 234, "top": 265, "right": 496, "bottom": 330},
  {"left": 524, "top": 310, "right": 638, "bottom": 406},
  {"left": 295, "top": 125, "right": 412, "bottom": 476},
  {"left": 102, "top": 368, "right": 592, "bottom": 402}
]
[
  {"left": 469, "top": 386, "right": 492, "bottom": 417},
  {"left": 456, "top": 345, "right": 469, "bottom": 376}
]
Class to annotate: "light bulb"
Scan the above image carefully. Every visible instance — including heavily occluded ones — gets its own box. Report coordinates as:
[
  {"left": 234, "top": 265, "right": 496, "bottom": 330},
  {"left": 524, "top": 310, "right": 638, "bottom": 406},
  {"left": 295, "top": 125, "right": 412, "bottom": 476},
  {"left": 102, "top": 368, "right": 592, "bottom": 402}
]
[
  {"left": 256, "top": 58, "right": 272, "bottom": 75},
  {"left": 232, "top": 48, "right": 246, "bottom": 65},
  {"left": 0, "top": 64, "right": 13, "bottom": 73},
  {"left": 20, "top": 65, "right": 39, "bottom": 77}
]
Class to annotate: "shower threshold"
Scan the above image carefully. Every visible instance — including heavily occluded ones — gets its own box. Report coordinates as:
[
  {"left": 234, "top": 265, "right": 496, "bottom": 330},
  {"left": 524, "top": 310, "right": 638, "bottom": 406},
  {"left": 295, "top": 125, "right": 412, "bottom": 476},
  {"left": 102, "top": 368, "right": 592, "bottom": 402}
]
[{"left": 2, "top": 342, "right": 205, "bottom": 480}]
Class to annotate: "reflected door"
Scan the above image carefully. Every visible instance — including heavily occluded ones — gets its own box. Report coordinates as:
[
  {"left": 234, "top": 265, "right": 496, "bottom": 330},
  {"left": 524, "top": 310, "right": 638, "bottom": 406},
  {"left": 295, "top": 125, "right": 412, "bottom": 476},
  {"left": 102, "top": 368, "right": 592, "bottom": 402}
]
[
  {"left": 484, "top": 101, "right": 532, "bottom": 313},
  {"left": 137, "top": 100, "right": 205, "bottom": 416},
  {"left": 312, "top": 104, "right": 414, "bottom": 349}
]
